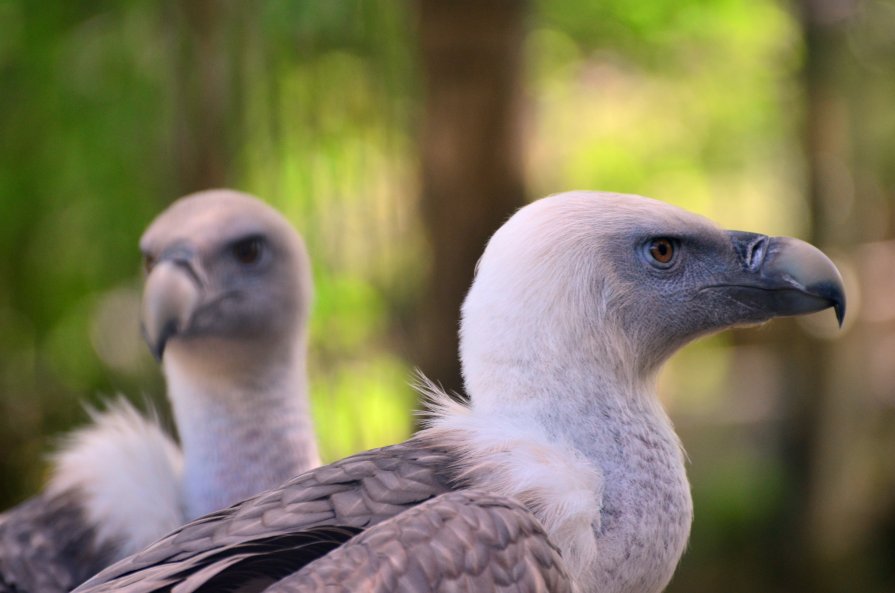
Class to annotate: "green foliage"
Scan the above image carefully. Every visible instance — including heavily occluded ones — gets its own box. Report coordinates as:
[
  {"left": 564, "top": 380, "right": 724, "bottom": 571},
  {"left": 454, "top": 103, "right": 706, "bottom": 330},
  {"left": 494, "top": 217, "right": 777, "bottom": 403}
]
[
  {"left": 0, "top": 0, "right": 805, "bottom": 491},
  {"left": 531, "top": 0, "right": 804, "bottom": 236},
  {"left": 0, "top": 0, "right": 420, "bottom": 494},
  {"left": 0, "top": 0, "right": 171, "bottom": 500},
  {"left": 1, "top": 2, "right": 889, "bottom": 589}
]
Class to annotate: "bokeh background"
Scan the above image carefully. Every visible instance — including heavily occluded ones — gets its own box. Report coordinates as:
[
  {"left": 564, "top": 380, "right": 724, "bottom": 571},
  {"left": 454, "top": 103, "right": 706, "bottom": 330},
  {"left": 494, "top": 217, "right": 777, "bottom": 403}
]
[{"left": 1, "top": 1, "right": 894, "bottom": 591}]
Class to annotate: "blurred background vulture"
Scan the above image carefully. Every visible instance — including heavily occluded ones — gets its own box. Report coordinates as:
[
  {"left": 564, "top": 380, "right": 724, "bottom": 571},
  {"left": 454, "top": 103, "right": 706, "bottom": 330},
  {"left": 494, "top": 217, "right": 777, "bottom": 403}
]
[
  {"left": 75, "top": 192, "right": 845, "bottom": 593},
  {"left": 0, "top": 190, "right": 320, "bottom": 593}
]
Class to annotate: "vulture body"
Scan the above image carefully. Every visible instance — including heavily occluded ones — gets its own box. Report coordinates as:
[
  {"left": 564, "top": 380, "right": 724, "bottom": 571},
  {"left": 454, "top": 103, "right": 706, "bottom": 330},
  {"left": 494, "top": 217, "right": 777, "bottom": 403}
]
[
  {"left": 0, "top": 190, "right": 320, "bottom": 593},
  {"left": 76, "top": 190, "right": 846, "bottom": 593}
]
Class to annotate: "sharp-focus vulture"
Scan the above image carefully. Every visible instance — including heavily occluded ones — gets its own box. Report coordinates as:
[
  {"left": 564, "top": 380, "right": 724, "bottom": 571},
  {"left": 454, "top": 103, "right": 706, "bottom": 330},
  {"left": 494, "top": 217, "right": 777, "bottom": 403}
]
[
  {"left": 75, "top": 191, "right": 845, "bottom": 593},
  {"left": 0, "top": 189, "right": 320, "bottom": 593}
]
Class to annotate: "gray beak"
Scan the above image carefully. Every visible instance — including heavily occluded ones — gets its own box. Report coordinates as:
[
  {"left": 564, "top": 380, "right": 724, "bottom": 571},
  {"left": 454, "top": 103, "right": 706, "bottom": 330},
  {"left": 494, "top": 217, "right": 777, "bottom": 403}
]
[
  {"left": 141, "top": 258, "right": 202, "bottom": 360},
  {"left": 721, "top": 231, "right": 846, "bottom": 327}
]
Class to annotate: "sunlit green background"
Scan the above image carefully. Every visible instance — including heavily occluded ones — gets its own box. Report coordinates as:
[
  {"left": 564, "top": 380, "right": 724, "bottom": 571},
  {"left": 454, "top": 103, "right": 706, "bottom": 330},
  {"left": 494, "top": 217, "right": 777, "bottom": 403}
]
[{"left": 1, "top": 1, "right": 894, "bottom": 592}]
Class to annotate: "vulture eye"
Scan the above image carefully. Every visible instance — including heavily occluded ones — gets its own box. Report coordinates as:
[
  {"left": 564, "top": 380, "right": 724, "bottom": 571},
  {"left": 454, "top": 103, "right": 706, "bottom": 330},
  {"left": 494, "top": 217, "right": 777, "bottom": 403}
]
[
  {"left": 143, "top": 254, "right": 157, "bottom": 274},
  {"left": 232, "top": 237, "right": 264, "bottom": 265},
  {"left": 646, "top": 238, "right": 677, "bottom": 267}
]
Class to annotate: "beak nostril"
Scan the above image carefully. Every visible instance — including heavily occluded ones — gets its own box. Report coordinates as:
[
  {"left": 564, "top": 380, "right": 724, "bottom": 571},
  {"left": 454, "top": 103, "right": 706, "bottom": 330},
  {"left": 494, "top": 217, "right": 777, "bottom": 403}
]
[
  {"left": 747, "top": 236, "right": 767, "bottom": 271},
  {"left": 729, "top": 231, "right": 771, "bottom": 271}
]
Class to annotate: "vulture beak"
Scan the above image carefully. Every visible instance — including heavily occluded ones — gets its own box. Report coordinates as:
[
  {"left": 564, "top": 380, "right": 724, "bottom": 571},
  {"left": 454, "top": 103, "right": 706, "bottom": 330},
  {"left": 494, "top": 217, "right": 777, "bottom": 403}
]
[
  {"left": 141, "top": 255, "right": 203, "bottom": 360},
  {"left": 719, "top": 231, "right": 846, "bottom": 327}
]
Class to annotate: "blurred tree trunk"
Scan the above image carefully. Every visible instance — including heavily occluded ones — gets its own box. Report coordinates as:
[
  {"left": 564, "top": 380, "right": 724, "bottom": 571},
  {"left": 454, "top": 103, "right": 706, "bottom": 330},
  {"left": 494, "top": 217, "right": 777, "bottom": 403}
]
[
  {"left": 167, "top": 0, "right": 250, "bottom": 194},
  {"left": 776, "top": 2, "right": 881, "bottom": 591},
  {"left": 412, "top": 0, "right": 528, "bottom": 395}
]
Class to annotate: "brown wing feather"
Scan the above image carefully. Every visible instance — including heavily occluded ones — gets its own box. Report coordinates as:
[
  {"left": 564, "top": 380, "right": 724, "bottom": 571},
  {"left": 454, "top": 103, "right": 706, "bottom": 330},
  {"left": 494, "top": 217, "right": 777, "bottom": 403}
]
[
  {"left": 269, "top": 489, "right": 573, "bottom": 593},
  {"left": 0, "top": 489, "right": 115, "bottom": 593},
  {"left": 75, "top": 440, "right": 457, "bottom": 593}
]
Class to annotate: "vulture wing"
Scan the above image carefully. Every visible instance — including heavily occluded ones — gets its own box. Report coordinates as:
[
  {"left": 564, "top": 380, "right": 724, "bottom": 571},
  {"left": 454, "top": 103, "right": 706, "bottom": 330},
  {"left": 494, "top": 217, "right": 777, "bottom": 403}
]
[
  {"left": 267, "top": 490, "right": 572, "bottom": 593},
  {"left": 0, "top": 490, "right": 114, "bottom": 593},
  {"left": 75, "top": 440, "right": 456, "bottom": 593}
]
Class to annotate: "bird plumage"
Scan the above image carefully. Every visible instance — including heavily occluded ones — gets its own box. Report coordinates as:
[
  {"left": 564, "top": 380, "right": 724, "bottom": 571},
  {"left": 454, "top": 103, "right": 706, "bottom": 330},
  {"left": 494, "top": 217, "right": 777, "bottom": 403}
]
[
  {"left": 268, "top": 490, "right": 572, "bottom": 593},
  {"left": 0, "top": 488, "right": 116, "bottom": 593},
  {"left": 75, "top": 190, "right": 846, "bottom": 593},
  {"left": 72, "top": 440, "right": 458, "bottom": 592}
]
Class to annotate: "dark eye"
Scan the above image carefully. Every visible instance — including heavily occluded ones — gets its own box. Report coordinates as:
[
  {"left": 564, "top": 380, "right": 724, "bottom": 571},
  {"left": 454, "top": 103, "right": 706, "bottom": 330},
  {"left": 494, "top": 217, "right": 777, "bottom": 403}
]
[
  {"left": 232, "top": 237, "right": 264, "bottom": 265},
  {"left": 647, "top": 238, "right": 676, "bottom": 267},
  {"left": 143, "top": 254, "right": 157, "bottom": 274}
]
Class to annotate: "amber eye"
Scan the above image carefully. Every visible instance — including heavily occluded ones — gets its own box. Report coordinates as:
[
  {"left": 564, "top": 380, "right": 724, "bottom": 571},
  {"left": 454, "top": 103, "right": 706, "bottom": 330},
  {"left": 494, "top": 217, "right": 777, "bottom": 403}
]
[
  {"left": 232, "top": 237, "right": 264, "bottom": 265},
  {"left": 143, "top": 254, "right": 157, "bottom": 274},
  {"left": 647, "top": 238, "right": 676, "bottom": 266}
]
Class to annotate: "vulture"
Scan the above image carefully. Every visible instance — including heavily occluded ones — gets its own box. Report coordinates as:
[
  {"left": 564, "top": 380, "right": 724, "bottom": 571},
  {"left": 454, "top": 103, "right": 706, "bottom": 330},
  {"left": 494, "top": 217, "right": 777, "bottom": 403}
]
[
  {"left": 74, "top": 191, "right": 846, "bottom": 593},
  {"left": 0, "top": 189, "right": 320, "bottom": 593}
]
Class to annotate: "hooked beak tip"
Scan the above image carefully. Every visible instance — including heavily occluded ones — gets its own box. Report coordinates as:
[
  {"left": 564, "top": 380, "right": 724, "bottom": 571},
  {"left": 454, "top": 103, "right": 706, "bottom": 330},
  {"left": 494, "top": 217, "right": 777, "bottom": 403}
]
[
  {"left": 835, "top": 300, "right": 846, "bottom": 328},
  {"left": 799, "top": 278, "right": 846, "bottom": 328},
  {"left": 141, "top": 322, "right": 173, "bottom": 362}
]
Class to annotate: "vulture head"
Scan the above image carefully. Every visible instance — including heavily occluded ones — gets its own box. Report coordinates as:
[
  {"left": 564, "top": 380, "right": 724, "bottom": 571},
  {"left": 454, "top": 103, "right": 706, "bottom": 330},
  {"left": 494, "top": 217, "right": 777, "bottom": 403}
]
[
  {"left": 461, "top": 191, "right": 845, "bottom": 406},
  {"left": 139, "top": 189, "right": 313, "bottom": 374}
]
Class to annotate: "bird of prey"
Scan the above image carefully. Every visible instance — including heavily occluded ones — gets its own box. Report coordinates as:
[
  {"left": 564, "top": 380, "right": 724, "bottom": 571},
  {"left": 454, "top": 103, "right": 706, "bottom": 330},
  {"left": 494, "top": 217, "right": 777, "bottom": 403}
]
[
  {"left": 74, "top": 191, "right": 845, "bottom": 593},
  {"left": 0, "top": 189, "right": 320, "bottom": 593}
]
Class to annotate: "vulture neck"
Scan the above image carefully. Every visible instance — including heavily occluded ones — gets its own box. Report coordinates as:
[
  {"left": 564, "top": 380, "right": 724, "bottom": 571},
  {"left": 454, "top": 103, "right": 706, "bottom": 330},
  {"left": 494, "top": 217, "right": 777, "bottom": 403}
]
[
  {"left": 164, "top": 337, "right": 319, "bottom": 520},
  {"left": 451, "top": 315, "right": 692, "bottom": 593}
]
